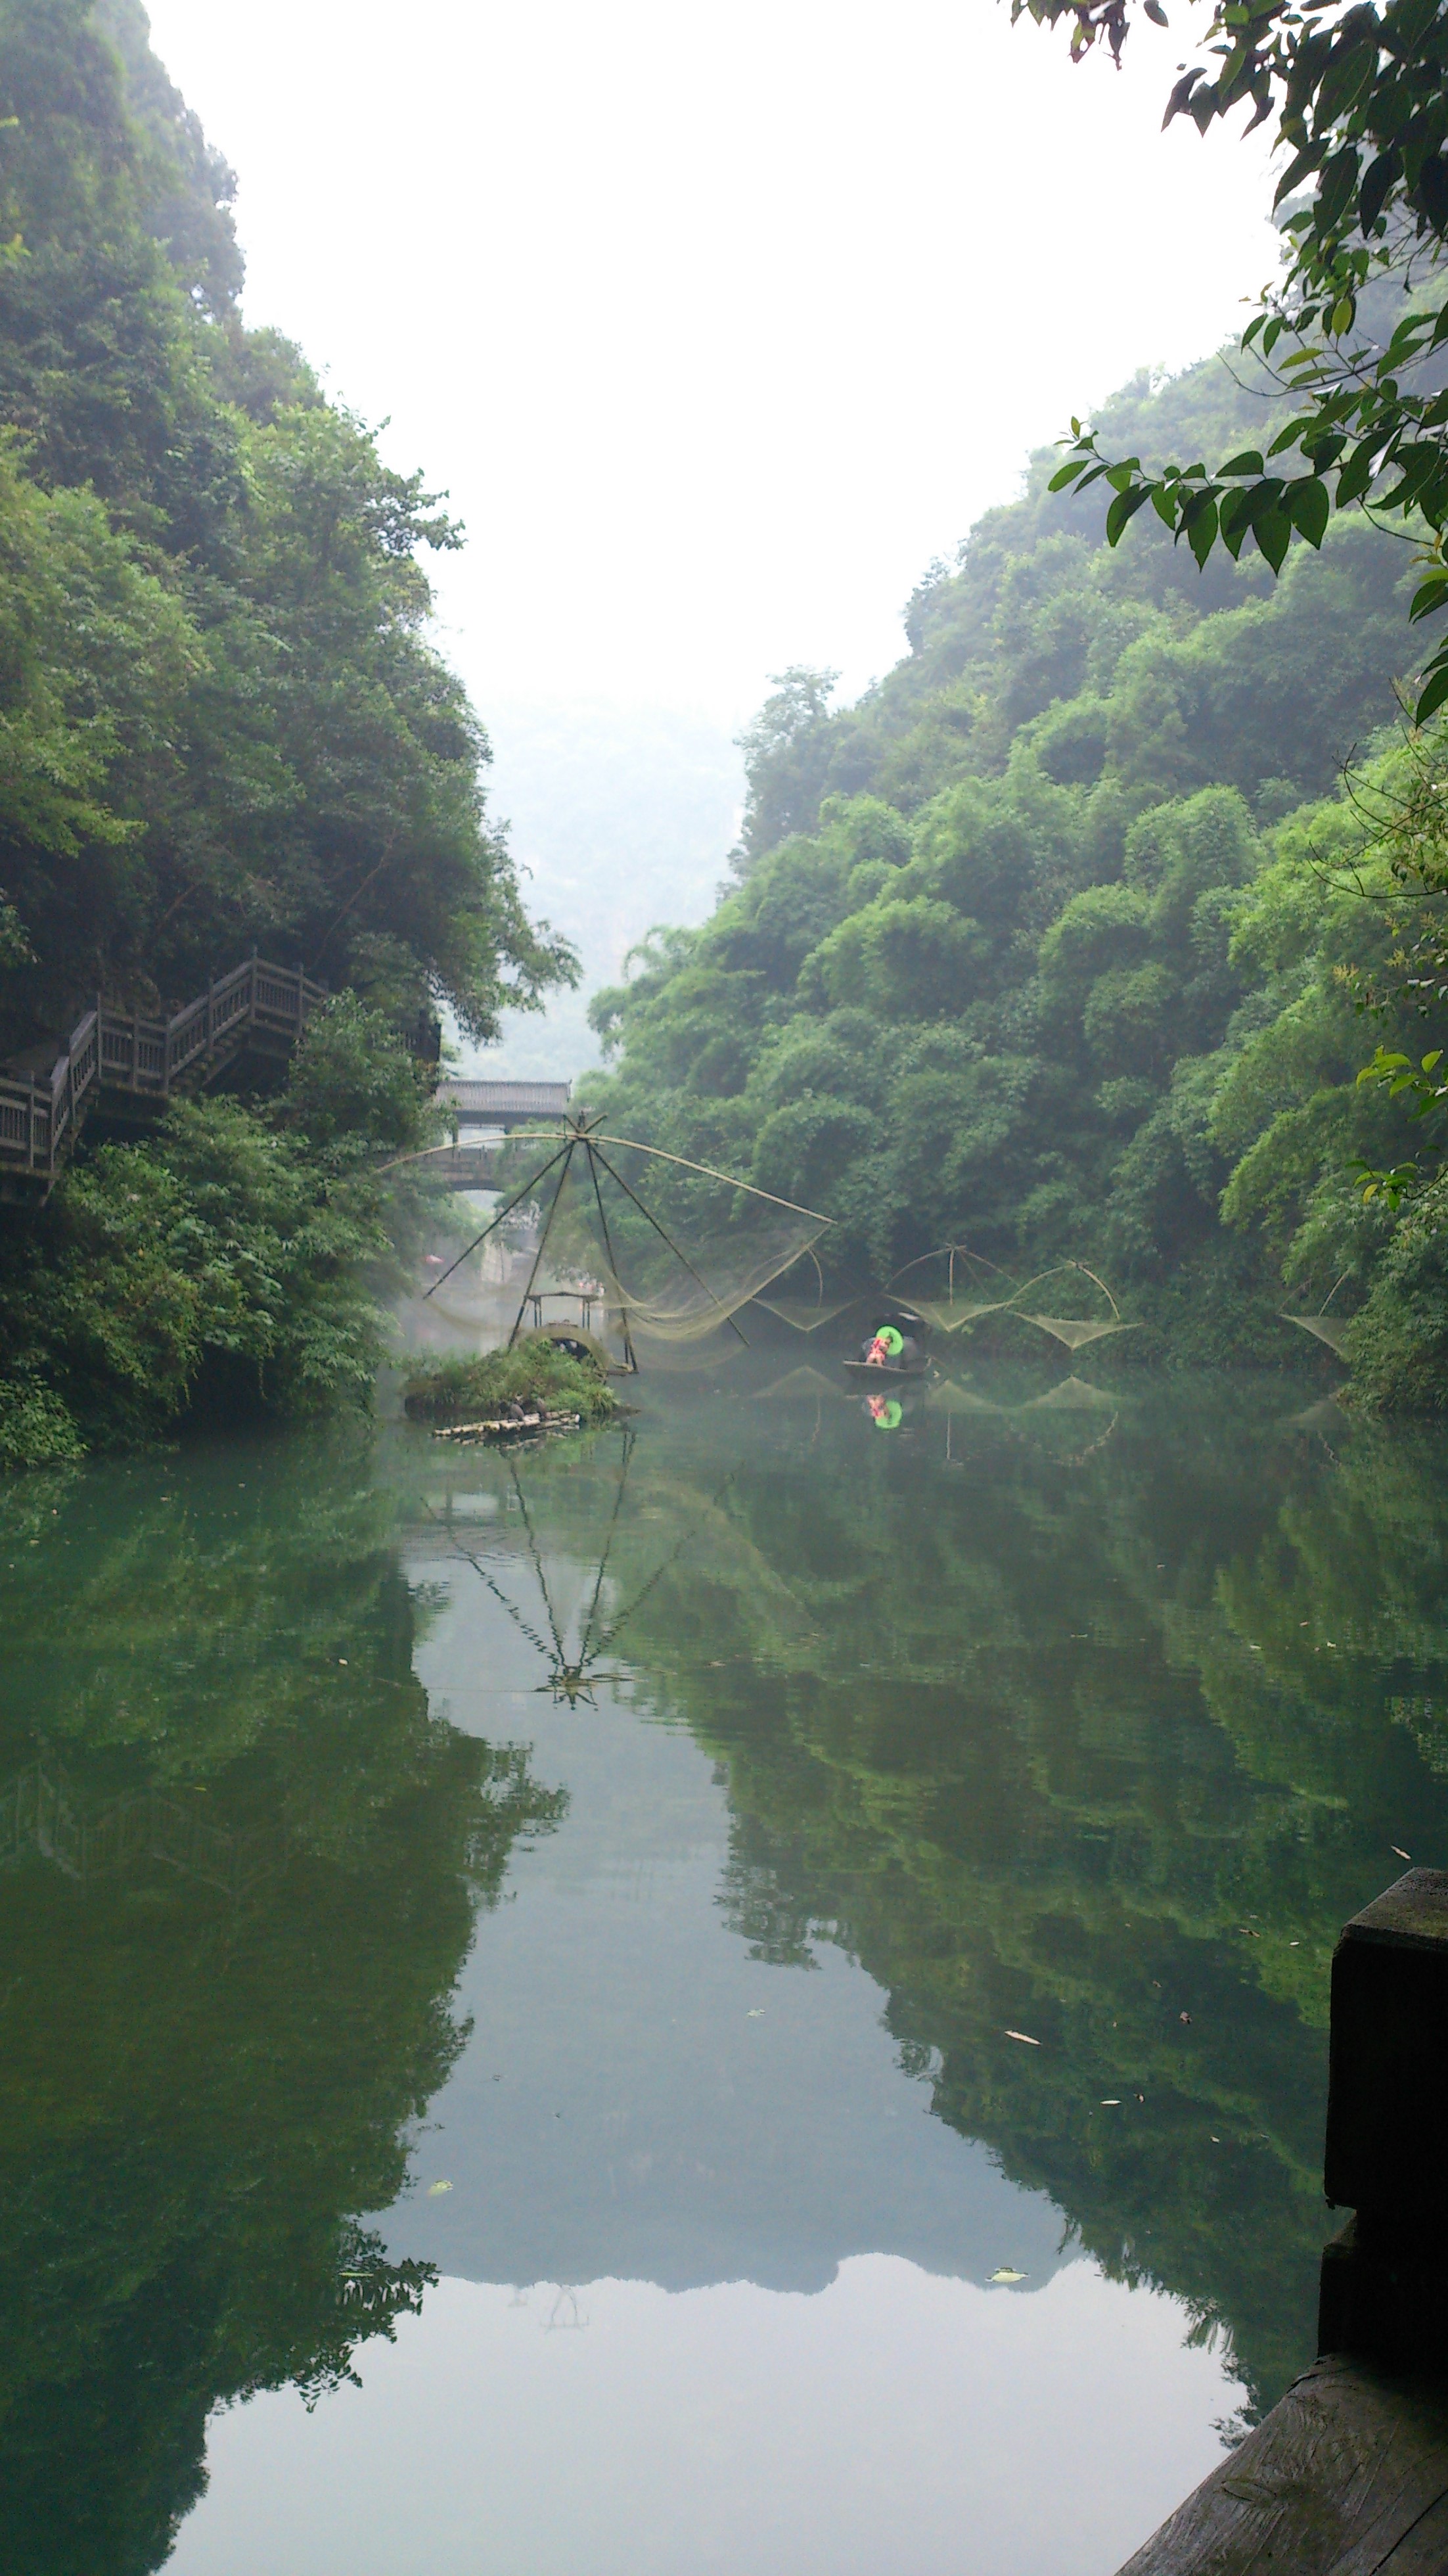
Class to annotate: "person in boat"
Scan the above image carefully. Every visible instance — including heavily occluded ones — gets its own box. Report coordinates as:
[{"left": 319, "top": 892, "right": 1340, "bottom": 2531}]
[{"left": 861, "top": 1323, "right": 920, "bottom": 1370}]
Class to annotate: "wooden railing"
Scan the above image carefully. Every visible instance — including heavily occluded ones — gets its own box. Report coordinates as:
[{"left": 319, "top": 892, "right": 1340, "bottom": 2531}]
[
  {"left": 0, "top": 1762, "right": 273, "bottom": 1899},
  {"left": 0, "top": 957, "right": 325, "bottom": 1187}
]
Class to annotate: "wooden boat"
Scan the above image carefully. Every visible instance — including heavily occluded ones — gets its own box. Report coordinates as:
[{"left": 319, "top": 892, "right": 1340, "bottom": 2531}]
[{"left": 843, "top": 1314, "right": 929, "bottom": 1375}]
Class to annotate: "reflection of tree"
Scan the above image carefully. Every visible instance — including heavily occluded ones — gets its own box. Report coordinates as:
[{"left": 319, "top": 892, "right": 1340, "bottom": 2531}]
[
  {"left": 587, "top": 1386, "right": 1448, "bottom": 2421},
  {"left": 0, "top": 1435, "right": 563, "bottom": 2576}
]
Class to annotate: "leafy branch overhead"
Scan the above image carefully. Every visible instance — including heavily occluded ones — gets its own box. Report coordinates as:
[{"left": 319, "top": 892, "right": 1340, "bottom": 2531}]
[{"left": 1017, "top": 0, "right": 1448, "bottom": 716}]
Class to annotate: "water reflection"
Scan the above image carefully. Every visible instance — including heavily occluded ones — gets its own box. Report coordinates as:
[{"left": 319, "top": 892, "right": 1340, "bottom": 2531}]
[
  {"left": 2, "top": 1364, "right": 1448, "bottom": 2569},
  {"left": 403, "top": 1369, "right": 1448, "bottom": 2414},
  {"left": 0, "top": 1437, "right": 562, "bottom": 2576}
]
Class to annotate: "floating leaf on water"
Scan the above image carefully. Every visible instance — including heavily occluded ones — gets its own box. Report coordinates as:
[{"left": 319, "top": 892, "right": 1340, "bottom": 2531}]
[
  {"left": 1100, "top": 2098, "right": 1121, "bottom": 2106},
  {"left": 1004, "top": 2029, "right": 1040, "bottom": 2046},
  {"left": 1392, "top": 1845, "right": 1412, "bottom": 1861},
  {"left": 989, "top": 2267, "right": 1028, "bottom": 2284},
  {"left": 427, "top": 2180, "right": 453, "bottom": 2196},
  {"left": 747, "top": 2008, "right": 766, "bottom": 2018}
]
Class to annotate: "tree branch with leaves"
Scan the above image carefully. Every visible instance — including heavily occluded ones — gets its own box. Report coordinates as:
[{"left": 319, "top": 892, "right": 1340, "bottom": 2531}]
[{"left": 1019, "top": 0, "right": 1448, "bottom": 713}]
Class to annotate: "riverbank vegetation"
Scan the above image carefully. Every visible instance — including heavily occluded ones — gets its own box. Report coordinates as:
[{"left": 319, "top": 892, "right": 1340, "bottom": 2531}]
[
  {"left": 402, "top": 1337, "right": 619, "bottom": 1431},
  {"left": 0, "top": 0, "right": 574, "bottom": 1464},
  {"left": 584, "top": 334, "right": 1448, "bottom": 1395},
  {"left": 0, "top": 995, "right": 449, "bottom": 1465}
]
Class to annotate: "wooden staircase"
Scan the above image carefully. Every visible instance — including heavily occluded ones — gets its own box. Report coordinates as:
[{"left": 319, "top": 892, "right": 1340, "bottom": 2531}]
[
  {"left": 0, "top": 955, "right": 326, "bottom": 1202},
  {"left": 0, "top": 1760, "right": 273, "bottom": 1899}
]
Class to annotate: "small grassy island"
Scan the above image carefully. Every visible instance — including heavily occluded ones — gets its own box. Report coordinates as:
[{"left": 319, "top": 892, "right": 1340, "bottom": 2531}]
[{"left": 402, "top": 1337, "right": 620, "bottom": 1440}]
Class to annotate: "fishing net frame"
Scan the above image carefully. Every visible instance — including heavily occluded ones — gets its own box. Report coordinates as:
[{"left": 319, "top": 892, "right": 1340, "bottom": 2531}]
[
  {"left": 886, "top": 1248, "right": 1136, "bottom": 1349},
  {"left": 420, "top": 1113, "right": 830, "bottom": 1371}
]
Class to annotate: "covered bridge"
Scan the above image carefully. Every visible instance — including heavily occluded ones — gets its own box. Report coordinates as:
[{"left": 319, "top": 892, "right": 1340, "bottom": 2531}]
[{"left": 439, "top": 1079, "right": 570, "bottom": 1129}]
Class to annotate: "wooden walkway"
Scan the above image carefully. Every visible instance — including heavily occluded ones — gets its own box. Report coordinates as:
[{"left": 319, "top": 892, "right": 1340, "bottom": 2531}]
[
  {"left": 0, "top": 956, "right": 325, "bottom": 1199},
  {"left": 1118, "top": 2355, "right": 1448, "bottom": 2572},
  {"left": 1120, "top": 1870, "right": 1448, "bottom": 2574}
]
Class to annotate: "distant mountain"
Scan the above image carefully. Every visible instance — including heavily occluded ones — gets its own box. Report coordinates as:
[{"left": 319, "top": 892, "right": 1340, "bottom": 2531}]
[{"left": 456, "top": 699, "right": 742, "bottom": 1082}]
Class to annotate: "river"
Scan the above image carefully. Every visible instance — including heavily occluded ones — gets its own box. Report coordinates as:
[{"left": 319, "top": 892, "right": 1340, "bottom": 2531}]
[{"left": 3, "top": 1348, "right": 1443, "bottom": 2573}]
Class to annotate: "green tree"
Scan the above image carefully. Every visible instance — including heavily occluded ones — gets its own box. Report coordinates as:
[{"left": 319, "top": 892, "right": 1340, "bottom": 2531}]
[
  {"left": 0, "top": 998, "right": 447, "bottom": 1458},
  {"left": 1023, "top": 0, "right": 1448, "bottom": 718},
  {"left": 0, "top": 0, "right": 576, "bottom": 1051}
]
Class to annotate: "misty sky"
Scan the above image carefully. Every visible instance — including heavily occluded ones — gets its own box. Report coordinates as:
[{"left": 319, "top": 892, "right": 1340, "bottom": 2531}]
[{"left": 145, "top": 0, "right": 1278, "bottom": 733}]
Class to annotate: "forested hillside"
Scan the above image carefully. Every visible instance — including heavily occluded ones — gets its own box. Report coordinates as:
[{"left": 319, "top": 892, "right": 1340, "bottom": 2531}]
[
  {"left": 0, "top": 0, "right": 572, "bottom": 1462},
  {"left": 587, "top": 340, "right": 1448, "bottom": 1394}
]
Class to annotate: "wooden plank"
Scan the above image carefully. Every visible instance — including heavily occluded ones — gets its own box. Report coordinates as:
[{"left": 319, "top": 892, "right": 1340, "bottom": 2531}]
[
  {"left": 1116, "top": 2357, "right": 1448, "bottom": 2574},
  {"left": 1326, "top": 1870, "right": 1448, "bottom": 2231}
]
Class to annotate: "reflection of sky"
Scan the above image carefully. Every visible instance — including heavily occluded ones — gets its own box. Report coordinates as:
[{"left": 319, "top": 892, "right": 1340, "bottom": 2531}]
[
  {"left": 381, "top": 1550, "right": 1068, "bottom": 2294},
  {"left": 172, "top": 1492, "right": 1239, "bottom": 2574},
  {"left": 171, "top": 2261, "right": 1230, "bottom": 2576}
]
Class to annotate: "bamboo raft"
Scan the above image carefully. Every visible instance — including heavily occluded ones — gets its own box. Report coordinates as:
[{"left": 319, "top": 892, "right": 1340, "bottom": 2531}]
[{"left": 428, "top": 1408, "right": 585, "bottom": 1443}]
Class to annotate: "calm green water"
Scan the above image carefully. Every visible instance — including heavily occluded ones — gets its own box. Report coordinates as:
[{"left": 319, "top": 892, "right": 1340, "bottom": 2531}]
[{"left": 3, "top": 1351, "right": 1447, "bottom": 2575}]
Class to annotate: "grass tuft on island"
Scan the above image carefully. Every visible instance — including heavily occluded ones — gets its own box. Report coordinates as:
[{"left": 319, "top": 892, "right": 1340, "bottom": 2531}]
[{"left": 401, "top": 1337, "right": 620, "bottom": 1434}]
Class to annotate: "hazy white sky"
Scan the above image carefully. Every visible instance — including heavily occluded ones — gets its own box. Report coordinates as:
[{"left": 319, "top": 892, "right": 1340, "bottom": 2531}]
[{"left": 145, "top": 0, "right": 1278, "bottom": 729}]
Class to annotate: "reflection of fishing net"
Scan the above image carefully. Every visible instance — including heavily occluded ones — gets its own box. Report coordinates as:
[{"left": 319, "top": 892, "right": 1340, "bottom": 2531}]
[
  {"left": 928, "top": 1369, "right": 1120, "bottom": 1465},
  {"left": 1016, "top": 1375, "right": 1119, "bottom": 1410},
  {"left": 926, "top": 1379, "right": 1002, "bottom": 1415},
  {"left": 424, "top": 1119, "right": 828, "bottom": 1368},
  {"left": 752, "top": 1365, "right": 848, "bottom": 1404},
  {"left": 624, "top": 1327, "right": 744, "bottom": 1374}
]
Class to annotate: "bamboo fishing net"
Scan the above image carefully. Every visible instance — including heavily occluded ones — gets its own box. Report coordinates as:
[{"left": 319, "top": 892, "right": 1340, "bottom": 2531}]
[
  {"left": 889, "top": 1250, "right": 1135, "bottom": 1349},
  {"left": 908, "top": 1296, "right": 1016, "bottom": 1335},
  {"left": 1282, "top": 1313, "right": 1352, "bottom": 1356},
  {"left": 1016, "top": 1315, "right": 1138, "bottom": 1350},
  {"left": 889, "top": 1246, "right": 1019, "bottom": 1335},
  {"left": 423, "top": 1118, "right": 830, "bottom": 1365},
  {"left": 749, "top": 1251, "right": 858, "bottom": 1332}
]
